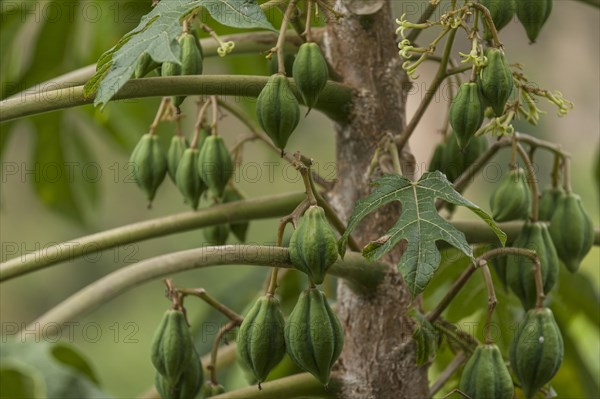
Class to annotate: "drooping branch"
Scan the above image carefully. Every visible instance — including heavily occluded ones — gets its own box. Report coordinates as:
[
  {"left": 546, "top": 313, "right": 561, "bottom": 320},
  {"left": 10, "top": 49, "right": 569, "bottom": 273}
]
[
  {"left": 27, "top": 248, "right": 386, "bottom": 333},
  {"left": 0, "top": 192, "right": 305, "bottom": 281},
  {"left": 0, "top": 75, "right": 352, "bottom": 123}
]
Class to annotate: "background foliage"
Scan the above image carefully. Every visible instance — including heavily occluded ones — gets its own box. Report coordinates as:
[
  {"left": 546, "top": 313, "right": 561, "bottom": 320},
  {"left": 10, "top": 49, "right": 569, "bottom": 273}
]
[{"left": 1, "top": 1, "right": 598, "bottom": 397}]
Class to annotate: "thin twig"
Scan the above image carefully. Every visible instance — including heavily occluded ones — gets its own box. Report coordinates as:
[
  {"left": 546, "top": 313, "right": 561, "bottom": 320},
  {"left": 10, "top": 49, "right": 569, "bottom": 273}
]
[
  {"left": 276, "top": 0, "right": 299, "bottom": 75},
  {"left": 178, "top": 288, "right": 244, "bottom": 323},
  {"left": 478, "top": 261, "right": 497, "bottom": 344},
  {"left": 208, "top": 320, "right": 240, "bottom": 385},
  {"left": 428, "top": 351, "right": 467, "bottom": 397},
  {"left": 515, "top": 142, "right": 540, "bottom": 222},
  {"left": 148, "top": 97, "right": 171, "bottom": 135}
]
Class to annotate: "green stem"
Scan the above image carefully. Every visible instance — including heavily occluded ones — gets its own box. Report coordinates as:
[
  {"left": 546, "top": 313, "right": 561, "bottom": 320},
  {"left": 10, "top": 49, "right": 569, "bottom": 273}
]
[
  {"left": 212, "top": 372, "right": 339, "bottom": 399},
  {"left": 177, "top": 288, "right": 243, "bottom": 323},
  {"left": 25, "top": 249, "right": 386, "bottom": 332},
  {"left": 396, "top": 28, "right": 457, "bottom": 151},
  {"left": 0, "top": 192, "right": 305, "bottom": 281},
  {"left": 406, "top": 2, "right": 441, "bottom": 43},
  {"left": 0, "top": 75, "right": 352, "bottom": 123}
]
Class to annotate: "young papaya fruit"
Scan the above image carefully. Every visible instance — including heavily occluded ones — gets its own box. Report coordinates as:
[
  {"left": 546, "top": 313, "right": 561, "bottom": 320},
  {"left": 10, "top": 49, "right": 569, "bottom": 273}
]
[
  {"left": 197, "top": 135, "right": 233, "bottom": 198},
  {"left": 151, "top": 309, "right": 196, "bottom": 385},
  {"left": 505, "top": 221, "right": 559, "bottom": 309},
  {"left": 288, "top": 205, "right": 339, "bottom": 285},
  {"left": 459, "top": 344, "right": 514, "bottom": 399},
  {"left": 167, "top": 135, "right": 189, "bottom": 183},
  {"left": 449, "top": 82, "right": 485, "bottom": 147},
  {"left": 161, "top": 61, "right": 184, "bottom": 108},
  {"left": 516, "top": 0, "right": 552, "bottom": 43},
  {"left": 538, "top": 186, "right": 565, "bottom": 221},
  {"left": 489, "top": 168, "right": 532, "bottom": 222},
  {"left": 510, "top": 307, "right": 563, "bottom": 399},
  {"left": 480, "top": 48, "right": 514, "bottom": 116},
  {"left": 155, "top": 352, "right": 203, "bottom": 399},
  {"left": 129, "top": 134, "right": 168, "bottom": 205},
  {"left": 284, "top": 288, "right": 344, "bottom": 385},
  {"left": 480, "top": 0, "right": 516, "bottom": 36},
  {"left": 256, "top": 74, "right": 300, "bottom": 151},
  {"left": 180, "top": 32, "right": 203, "bottom": 77},
  {"left": 236, "top": 295, "right": 286, "bottom": 385},
  {"left": 549, "top": 192, "right": 594, "bottom": 272},
  {"left": 175, "top": 148, "right": 205, "bottom": 210},
  {"left": 135, "top": 52, "right": 161, "bottom": 78},
  {"left": 292, "top": 42, "right": 329, "bottom": 110}
]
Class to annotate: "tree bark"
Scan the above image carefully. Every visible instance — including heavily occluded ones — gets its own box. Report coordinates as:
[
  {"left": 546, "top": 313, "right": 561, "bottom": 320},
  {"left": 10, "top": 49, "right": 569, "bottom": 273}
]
[{"left": 324, "top": 2, "right": 429, "bottom": 398}]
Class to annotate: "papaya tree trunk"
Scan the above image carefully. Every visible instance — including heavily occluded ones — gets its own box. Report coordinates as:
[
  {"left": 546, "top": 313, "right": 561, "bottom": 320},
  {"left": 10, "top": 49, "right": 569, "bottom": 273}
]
[{"left": 324, "top": 2, "right": 430, "bottom": 398}]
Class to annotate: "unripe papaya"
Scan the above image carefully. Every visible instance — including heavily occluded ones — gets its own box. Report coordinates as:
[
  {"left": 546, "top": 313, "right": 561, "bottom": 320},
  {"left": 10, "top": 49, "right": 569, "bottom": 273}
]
[
  {"left": 459, "top": 344, "right": 514, "bottom": 399},
  {"left": 449, "top": 82, "right": 485, "bottom": 147},
  {"left": 439, "top": 133, "right": 488, "bottom": 183},
  {"left": 293, "top": 43, "right": 329, "bottom": 110},
  {"left": 256, "top": 74, "right": 300, "bottom": 151},
  {"left": 516, "top": 0, "right": 552, "bottom": 43},
  {"left": 288, "top": 205, "right": 339, "bottom": 285},
  {"left": 203, "top": 224, "right": 229, "bottom": 245},
  {"left": 480, "top": 48, "right": 514, "bottom": 116},
  {"left": 428, "top": 142, "right": 446, "bottom": 173},
  {"left": 197, "top": 136, "right": 233, "bottom": 198},
  {"left": 135, "top": 52, "right": 161, "bottom": 78},
  {"left": 151, "top": 309, "right": 196, "bottom": 385},
  {"left": 129, "top": 134, "right": 168, "bottom": 204},
  {"left": 236, "top": 295, "right": 286, "bottom": 384},
  {"left": 175, "top": 148, "right": 205, "bottom": 210},
  {"left": 480, "top": 0, "right": 516, "bottom": 35},
  {"left": 167, "top": 135, "right": 189, "bottom": 183},
  {"left": 489, "top": 168, "right": 531, "bottom": 222},
  {"left": 510, "top": 307, "right": 563, "bottom": 398},
  {"left": 161, "top": 61, "right": 184, "bottom": 108},
  {"left": 538, "top": 186, "right": 565, "bottom": 221},
  {"left": 155, "top": 353, "right": 203, "bottom": 399},
  {"left": 223, "top": 186, "right": 249, "bottom": 242},
  {"left": 284, "top": 288, "right": 344, "bottom": 385},
  {"left": 269, "top": 53, "right": 296, "bottom": 76},
  {"left": 179, "top": 32, "right": 203, "bottom": 77},
  {"left": 549, "top": 192, "right": 594, "bottom": 272},
  {"left": 505, "top": 221, "right": 559, "bottom": 309}
]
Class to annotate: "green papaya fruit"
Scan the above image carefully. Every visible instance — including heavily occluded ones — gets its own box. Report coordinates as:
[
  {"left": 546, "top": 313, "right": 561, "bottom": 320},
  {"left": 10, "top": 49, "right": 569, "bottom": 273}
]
[
  {"left": 288, "top": 205, "right": 339, "bottom": 285},
  {"left": 197, "top": 136, "right": 234, "bottom": 198},
  {"left": 167, "top": 135, "right": 189, "bottom": 183},
  {"left": 449, "top": 82, "right": 485, "bottom": 147},
  {"left": 256, "top": 74, "right": 300, "bottom": 151},
  {"left": 549, "top": 192, "right": 594, "bottom": 272},
  {"left": 161, "top": 61, "right": 184, "bottom": 108},
  {"left": 459, "top": 344, "right": 514, "bottom": 399},
  {"left": 505, "top": 221, "right": 559, "bottom": 309},
  {"left": 516, "top": 0, "right": 552, "bottom": 43},
  {"left": 155, "top": 354, "right": 203, "bottom": 399},
  {"left": 480, "top": 0, "right": 516, "bottom": 35},
  {"left": 538, "top": 186, "right": 565, "bottom": 221},
  {"left": 284, "top": 288, "right": 344, "bottom": 385},
  {"left": 203, "top": 224, "right": 229, "bottom": 245},
  {"left": 292, "top": 43, "right": 329, "bottom": 110},
  {"left": 129, "top": 134, "right": 168, "bottom": 204},
  {"left": 480, "top": 48, "right": 514, "bottom": 116},
  {"left": 175, "top": 148, "right": 205, "bottom": 210},
  {"left": 223, "top": 186, "right": 249, "bottom": 242},
  {"left": 269, "top": 53, "right": 296, "bottom": 76},
  {"left": 237, "top": 295, "right": 286, "bottom": 385},
  {"left": 135, "top": 52, "right": 161, "bottom": 78},
  {"left": 179, "top": 32, "right": 203, "bottom": 76},
  {"left": 489, "top": 168, "right": 532, "bottom": 222},
  {"left": 510, "top": 307, "right": 563, "bottom": 399},
  {"left": 151, "top": 309, "right": 196, "bottom": 385},
  {"left": 428, "top": 142, "right": 446, "bottom": 172}
]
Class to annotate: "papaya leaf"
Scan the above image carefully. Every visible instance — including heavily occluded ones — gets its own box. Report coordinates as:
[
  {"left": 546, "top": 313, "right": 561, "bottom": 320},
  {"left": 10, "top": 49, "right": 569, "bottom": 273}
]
[
  {"left": 339, "top": 171, "right": 506, "bottom": 296},
  {"left": 85, "top": 0, "right": 275, "bottom": 107}
]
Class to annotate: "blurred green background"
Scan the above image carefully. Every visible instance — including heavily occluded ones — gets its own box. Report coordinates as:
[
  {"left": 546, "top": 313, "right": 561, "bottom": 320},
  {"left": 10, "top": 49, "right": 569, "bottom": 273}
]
[{"left": 1, "top": 1, "right": 598, "bottom": 398}]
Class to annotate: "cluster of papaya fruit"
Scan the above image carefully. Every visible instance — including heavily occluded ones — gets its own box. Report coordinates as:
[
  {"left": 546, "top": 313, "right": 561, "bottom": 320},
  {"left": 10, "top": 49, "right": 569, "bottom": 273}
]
[
  {"left": 481, "top": 0, "right": 553, "bottom": 43},
  {"left": 257, "top": 42, "right": 329, "bottom": 152},
  {"left": 237, "top": 205, "right": 343, "bottom": 387}
]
